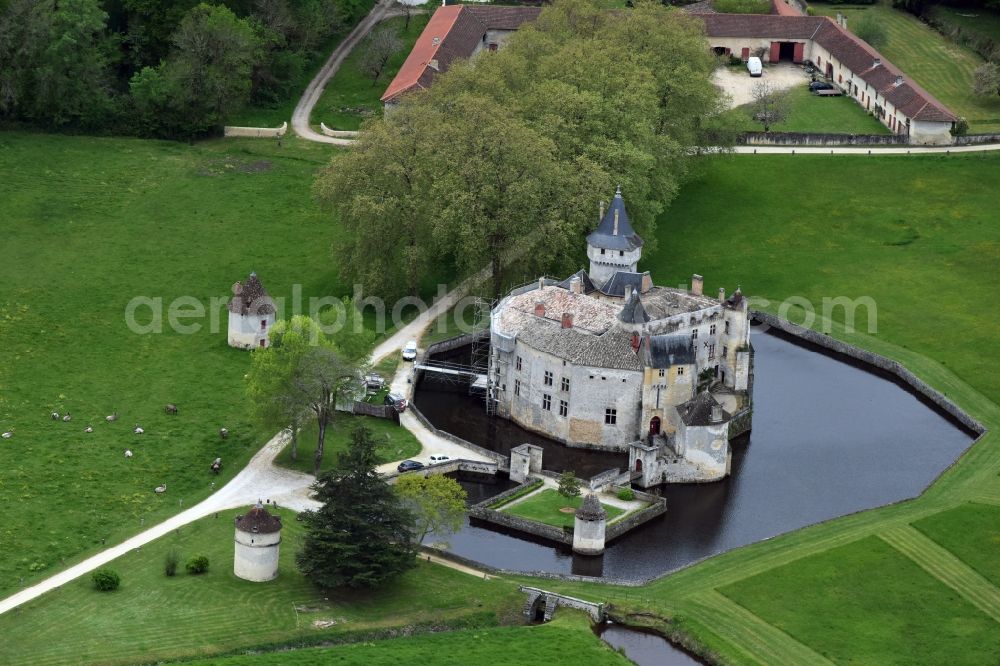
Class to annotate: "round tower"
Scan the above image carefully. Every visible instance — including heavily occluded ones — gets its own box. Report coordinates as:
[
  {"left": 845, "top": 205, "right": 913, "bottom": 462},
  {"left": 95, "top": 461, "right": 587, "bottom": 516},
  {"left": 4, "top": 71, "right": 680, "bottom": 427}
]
[
  {"left": 572, "top": 493, "right": 607, "bottom": 556},
  {"left": 234, "top": 502, "right": 282, "bottom": 582},
  {"left": 586, "top": 186, "right": 644, "bottom": 287}
]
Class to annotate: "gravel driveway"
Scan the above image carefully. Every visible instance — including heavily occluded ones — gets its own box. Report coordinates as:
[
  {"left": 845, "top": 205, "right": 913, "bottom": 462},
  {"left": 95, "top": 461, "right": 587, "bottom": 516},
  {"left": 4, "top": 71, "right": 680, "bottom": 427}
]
[{"left": 713, "top": 63, "right": 810, "bottom": 109}]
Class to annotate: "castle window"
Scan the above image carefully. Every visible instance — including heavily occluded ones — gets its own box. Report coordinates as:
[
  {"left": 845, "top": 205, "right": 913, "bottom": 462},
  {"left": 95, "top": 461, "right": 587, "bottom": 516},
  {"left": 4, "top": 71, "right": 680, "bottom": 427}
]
[
  {"left": 261, "top": 320, "right": 267, "bottom": 330},
  {"left": 561, "top": 377, "right": 570, "bottom": 391},
  {"left": 723, "top": 345, "right": 728, "bottom": 358},
  {"left": 559, "top": 400, "right": 568, "bottom": 417},
  {"left": 605, "top": 408, "right": 617, "bottom": 425},
  {"left": 725, "top": 321, "right": 731, "bottom": 335},
  {"left": 542, "top": 393, "right": 552, "bottom": 411},
  {"left": 600, "top": 248, "right": 606, "bottom": 255},
  {"left": 677, "top": 366, "right": 684, "bottom": 376},
  {"left": 691, "top": 328, "right": 699, "bottom": 341},
  {"left": 658, "top": 368, "right": 665, "bottom": 377},
  {"left": 619, "top": 250, "right": 624, "bottom": 257},
  {"left": 514, "top": 379, "right": 521, "bottom": 397},
  {"left": 708, "top": 344, "right": 716, "bottom": 360},
  {"left": 516, "top": 356, "right": 522, "bottom": 371},
  {"left": 710, "top": 324, "right": 717, "bottom": 335},
  {"left": 544, "top": 371, "right": 553, "bottom": 386}
]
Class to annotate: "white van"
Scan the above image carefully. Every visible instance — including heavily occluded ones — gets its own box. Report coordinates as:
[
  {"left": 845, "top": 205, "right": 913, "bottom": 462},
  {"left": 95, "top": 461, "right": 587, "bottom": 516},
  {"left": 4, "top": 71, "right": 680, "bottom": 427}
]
[
  {"left": 747, "top": 57, "right": 763, "bottom": 77},
  {"left": 402, "top": 340, "right": 418, "bottom": 361}
]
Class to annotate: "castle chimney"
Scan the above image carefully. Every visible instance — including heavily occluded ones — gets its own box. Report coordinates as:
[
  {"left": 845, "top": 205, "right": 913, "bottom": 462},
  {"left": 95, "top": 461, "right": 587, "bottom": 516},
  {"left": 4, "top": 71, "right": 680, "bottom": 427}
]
[
  {"left": 534, "top": 302, "right": 546, "bottom": 317},
  {"left": 711, "top": 404, "right": 723, "bottom": 423},
  {"left": 561, "top": 312, "right": 574, "bottom": 329},
  {"left": 539, "top": 277, "right": 545, "bottom": 291},
  {"left": 625, "top": 284, "right": 633, "bottom": 300},
  {"left": 641, "top": 272, "right": 653, "bottom": 293},
  {"left": 691, "top": 274, "right": 704, "bottom": 297},
  {"left": 842, "top": 16, "right": 847, "bottom": 30},
  {"left": 630, "top": 332, "right": 640, "bottom": 353},
  {"left": 599, "top": 200, "right": 605, "bottom": 222},
  {"left": 836, "top": 12, "right": 843, "bottom": 26},
  {"left": 569, "top": 276, "right": 583, "bottom": 295},
  {"left": 718, "top": 287, "right": 726, "bottom": 303},
  {"left": 613, "top": 209, "right": 620, "bottom": 236}
]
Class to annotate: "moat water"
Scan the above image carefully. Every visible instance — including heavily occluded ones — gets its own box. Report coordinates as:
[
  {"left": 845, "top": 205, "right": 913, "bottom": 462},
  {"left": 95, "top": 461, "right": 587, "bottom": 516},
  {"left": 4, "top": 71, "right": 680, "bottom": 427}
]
[{"left": 415, "top": 330, "right": 974, "bottom": 580}]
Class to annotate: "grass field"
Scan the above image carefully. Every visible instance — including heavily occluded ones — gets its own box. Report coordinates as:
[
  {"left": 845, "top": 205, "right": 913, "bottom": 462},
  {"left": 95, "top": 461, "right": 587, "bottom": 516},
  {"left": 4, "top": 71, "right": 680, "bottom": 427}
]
[
  {"left": 274, "top": 414, "right": 422, "bottom": 475},
  {"left": 179, "top": 612, "right": 628, "bottom": 665},
  {"left": 928, "top": 4, "right": 1000, "bottom": 45},
  {"left": 310, "top": 15, "right": 430, "bottom": 130},
  {"left": 502, "top": 490, "right": 626, "bottom": 529},
  {"left": 720, "top": 536, "right": 1000, "bottom": 664},
  {"left": 913, "top": 502, "right": 1000, "bottom": 587},
  {"left": 714, "top": 84, "right": 892, "bottom": 134},
  {"left": 0, "top": 132, "right": 353, "bottom": 597},
  {"left": 811, "top": 1, "right": 1000, "bottom": 131},
  {"left": 0, "top": 508, "right": 524, "bottom": 665}
]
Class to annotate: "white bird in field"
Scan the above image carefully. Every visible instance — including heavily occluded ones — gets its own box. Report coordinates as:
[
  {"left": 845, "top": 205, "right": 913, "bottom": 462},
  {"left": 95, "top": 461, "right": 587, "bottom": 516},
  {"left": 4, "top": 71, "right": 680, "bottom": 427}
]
[
  {"left": 105, "top": 411, "right": 118, "bottom": 422},
  {"left": 1, "top": 430, "right": 12, "bottom": 439},
  {"left": 62, "top": 413, "right": 72, "bottom": 422},
  {"left": 51, "top": 412, "right": 60, "bottom": 420},
  {"left": 84, "top": 426, "right": 93, "bottom": 433},
  {"left": 124, "top": 449, "right": 133, "bottom": 458},
  {"left": 154, "top": 483, "right": 166, "bottom": 494},
  {"left": 133, "top": 424, "right": 144, "bottom": 435}
]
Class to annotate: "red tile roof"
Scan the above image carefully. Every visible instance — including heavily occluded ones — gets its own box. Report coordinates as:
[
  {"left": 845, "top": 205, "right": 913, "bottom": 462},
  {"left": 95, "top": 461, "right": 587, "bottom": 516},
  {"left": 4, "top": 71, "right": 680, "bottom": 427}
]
[{"left": 380, "top": 4, "right": 540, "bottom": 103}]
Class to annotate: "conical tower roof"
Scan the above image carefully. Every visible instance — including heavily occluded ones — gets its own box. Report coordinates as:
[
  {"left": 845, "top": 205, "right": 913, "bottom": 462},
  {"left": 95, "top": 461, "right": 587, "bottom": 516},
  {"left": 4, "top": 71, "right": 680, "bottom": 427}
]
[
  {"left": 575, "top": 493, "right": 607, "bottom": 521},
  {"left": 587, "top": 186, "right": 643, "bottom": 252}
]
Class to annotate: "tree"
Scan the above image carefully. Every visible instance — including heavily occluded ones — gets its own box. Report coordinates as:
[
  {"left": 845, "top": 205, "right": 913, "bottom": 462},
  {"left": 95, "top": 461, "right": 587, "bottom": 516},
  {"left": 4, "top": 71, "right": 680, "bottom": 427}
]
[
  {"left": 973, "top": 62, "right": 1000, "bottom": 97},
  {"left": 853, "top": 13, "right": 888, "bottom": 50},
  {"left": 185, "top": 555, "right": 210, "bottom": 574},
  {"left": 360, "top": 25, "right": 402, "bottom": 85},
  {"left": 297, "top": 426, "right": 416, "bottom": 589},
  {"left": 749, "top": 80, "right": 790, "bottom": 132},
  {"left": 557, "top": 471, "right": 581, "bottom": 498},
  {"left": 396, "top": 1, "right": 414, "bottom": 31},
  {"left": 92, "top": 568, "right": 121, "bottom": 591},
  {"left": 395, "top": 474, "right": 468, "bottom": 543}
]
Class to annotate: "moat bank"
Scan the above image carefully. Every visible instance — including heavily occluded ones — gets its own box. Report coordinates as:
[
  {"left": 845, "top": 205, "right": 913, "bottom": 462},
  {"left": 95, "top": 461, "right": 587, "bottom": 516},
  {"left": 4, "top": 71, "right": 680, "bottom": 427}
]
[{"left": 414, "top": 330, "right": 974, "bottom": 580}]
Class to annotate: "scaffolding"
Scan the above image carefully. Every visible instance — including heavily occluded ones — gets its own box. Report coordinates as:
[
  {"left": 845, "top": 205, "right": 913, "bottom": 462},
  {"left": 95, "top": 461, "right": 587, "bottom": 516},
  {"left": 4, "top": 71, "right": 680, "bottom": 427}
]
[{"left": 468, "top": 296, "right": 504, "bottom": 415}]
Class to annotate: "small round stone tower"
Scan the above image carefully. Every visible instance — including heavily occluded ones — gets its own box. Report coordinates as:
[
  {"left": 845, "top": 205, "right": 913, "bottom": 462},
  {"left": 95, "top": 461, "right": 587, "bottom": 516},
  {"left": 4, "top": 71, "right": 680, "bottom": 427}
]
[
  {"left": 572, "top": 493, "right": 607, "bottom": 556},
  {"left": 234, "top": 502, "right": 282, "bottom": 582}
]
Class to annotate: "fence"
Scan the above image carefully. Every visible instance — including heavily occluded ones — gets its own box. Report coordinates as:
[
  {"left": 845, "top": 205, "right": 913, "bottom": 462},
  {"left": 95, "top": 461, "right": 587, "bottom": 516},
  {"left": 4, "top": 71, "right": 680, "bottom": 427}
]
[{"left": 350, "top": 401, "right": 398, "bottom": 421}]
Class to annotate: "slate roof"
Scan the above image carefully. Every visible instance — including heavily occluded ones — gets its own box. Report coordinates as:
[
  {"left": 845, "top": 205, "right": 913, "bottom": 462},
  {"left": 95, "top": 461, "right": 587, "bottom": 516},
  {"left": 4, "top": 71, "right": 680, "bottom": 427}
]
[
  {"left": 557, "top": 269, "right": 599, "bottom": 295},
  {"left": 699, "top": 14, "right": 955, "bottom": 122},
  {"left": 643, "top": 334, "right": 695, "bottom": 368},
  {"left": 576, "top": 493, "right": 607, "bottom": 521},
  {"left": 676, "top": 392, "right": 729, "bottom": 427},
  {"left": 619, "top": 290, "right": 650, "bottom": 324},
  {"left": 381, "top": 4, "right": 541, "bottom": 103},
  {"left": 601, "top": 271, "right": 648, "bottom": 298},
  {"left": 235, "top": 503, "right": 282, "bottom": 534},
  {"left": 586, "top": 187, "right": 644, "bottom": 252},
  {"left": 228, "top": 272, "right": 275, "bottom": 316}
]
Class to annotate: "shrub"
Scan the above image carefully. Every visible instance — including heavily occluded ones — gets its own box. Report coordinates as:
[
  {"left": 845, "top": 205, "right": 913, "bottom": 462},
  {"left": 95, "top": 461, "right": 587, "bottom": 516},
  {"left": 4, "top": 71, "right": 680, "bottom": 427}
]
[
  {"left": 617, "top": 488, "right": 636, "bottom": 502},
  {"left": 186, "top": 555, "right": 210, "bottom": 575},
  {"left": 92, "top": 569, "right": 121, "bottom": 592},
  {"left": 164, "top": 549, "right": 179, "bottom": 577},
  {"left": 951, "top": 117, "right": 969, "bottom": 136},
  {"left": 973, "top": 63, "right": 1000, "bottom": 98},
  {"left": 557, "top": 471, "right": 582, "bottom": 498}
]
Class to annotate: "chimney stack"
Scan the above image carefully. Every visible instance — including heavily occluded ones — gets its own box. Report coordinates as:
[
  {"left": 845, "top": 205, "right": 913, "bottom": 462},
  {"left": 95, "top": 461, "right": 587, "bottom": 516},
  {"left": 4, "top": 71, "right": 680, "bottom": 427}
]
[
  {"left": 843, "top": 16, "right": 847, "bottom": 30},
  {"left": 711, "top": 404, "right": 723, "bottom": 423},
  {"left": 625, "top": 284, "right": 633, "bottom": 301},
  {"left": 599, "top": 200, "right": 605, "bottom": 222},
  {"left": 641, "top": 272, "right": 653, "bottom": 293},
  {"left": 538, "top": 277, "right": 545, "bottom": 291},
  {"left": 894, "top": 75, "right": 904, "bottom": 86},
  {"left": 836, "top": 11, "right": 843, "bottom": 26},
  {"left": 613, "top": 209, "right": 620, "bottom": 236},
  {"left": 534, "top": 302, "right": 546, "bottom": 317},
  {"left": 873, "top": 58, "right": 881, "bottom": 68},
  {"left": 561, "top": 312, "right": 574, "bottom": 329},
  {"left": 718, "top": 287, "right": 726, "bottom": 303},
  {"left": 630, "top": 332, "right": 640, "bottom": 353},
  {"left": 569, "top": 276, "right": 583, "bottom": 295},
  {"left": 691, "top": 274, "right": 704, "bottom": 297}
]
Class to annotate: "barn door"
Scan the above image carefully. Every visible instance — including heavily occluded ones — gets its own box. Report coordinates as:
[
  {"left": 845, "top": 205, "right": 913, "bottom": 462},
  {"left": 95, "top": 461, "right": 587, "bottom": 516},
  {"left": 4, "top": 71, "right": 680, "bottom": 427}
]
[{"left": 769, "top": 41, "right": 781, "bottom": 62}]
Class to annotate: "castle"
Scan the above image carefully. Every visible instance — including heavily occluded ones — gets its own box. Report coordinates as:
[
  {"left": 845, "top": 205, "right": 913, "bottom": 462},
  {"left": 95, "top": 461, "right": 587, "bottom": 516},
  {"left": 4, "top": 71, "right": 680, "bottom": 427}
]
[{"left": 488, "top": 188, "right": 753, "bottom": 485}]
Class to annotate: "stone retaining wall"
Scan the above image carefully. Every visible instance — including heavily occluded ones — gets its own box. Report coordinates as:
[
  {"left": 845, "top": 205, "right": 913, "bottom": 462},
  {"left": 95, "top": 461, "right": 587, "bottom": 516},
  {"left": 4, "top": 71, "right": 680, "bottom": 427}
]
[
  {"left": 384, "top": 458, "right": 498, "bottom": 484},
  {"left": 953, "top": 134, "right": 1000, "bottom": 146},
  {"left": 469, "top": 504, "right": 573, "bottom": 546},
  {"left": 739, "top": 131, "right": 908, "bottom": 146},
  {"left": 424, "top": 330, "right": 489, "bottom": 358},
  {"left": 319, "top": 122, "right": 359, "bottom": 138},
  {"left": 223, "top": 121, "right": 287, "bottom": 138},
  {"left": 606, "top": 496, "right": 668, "bottom": 542},
  {"left": 729, "top": 407, "right": 753, "bottom": 439},
  {"left": 588, "top": 468, "right": 623, "bottom": 490},
  {"left": 752, "top": 311, "right": 985, "bottom": 434},
  {"left": 480, "top": 478, "right": 543, "bottom": 509},
  {"left": 408, "top": 402, "right": 510, "bottom": 466}
]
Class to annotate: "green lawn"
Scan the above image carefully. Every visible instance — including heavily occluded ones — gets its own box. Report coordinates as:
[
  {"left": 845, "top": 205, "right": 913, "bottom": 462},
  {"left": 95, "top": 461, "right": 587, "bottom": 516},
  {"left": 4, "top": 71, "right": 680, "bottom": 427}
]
[
  {"left": 310, "top": 14, "right": 431, "bottom": 130},
  {"left": 913, "top": 503, "right": 1000, "bottom": 587},
  {"left": 178, "top": 612, "right": 628, "bottom": 665},
  {"left": 720, "top": 536, "right": 1000, "bottom": 664},
  {"left": 0, "top": 132, "right": 352, "bottom": 598},
  {"left": 274, "top": 414, "right": 422, "bottom": 475},
  {"left": 811, "top": 1, "right": 1000, "bottom": 131},
  {"left": 0, "top": 508, "right": 524, "bottom": 665},
  {"left": 928, "top": 4, "right": 1000, "bottom": 46},
  {"left": 714, "top": 84, "right": 892, "bottom": 134},
  {"left": 502, "top": 490, "right": 626, "bottom": 529}
]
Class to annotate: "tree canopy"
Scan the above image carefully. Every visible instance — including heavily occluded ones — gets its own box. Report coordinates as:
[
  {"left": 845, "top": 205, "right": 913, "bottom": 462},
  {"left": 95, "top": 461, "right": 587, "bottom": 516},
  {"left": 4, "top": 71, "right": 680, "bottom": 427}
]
[
  {"left": 317, "top": 0, "right": 723, "bottom": 300},
  {"left": 297, "top": 425, "right": 416, "bottom": 589},
  {"left": 394, "top": 474, "right": 468, "bottom": 544}
]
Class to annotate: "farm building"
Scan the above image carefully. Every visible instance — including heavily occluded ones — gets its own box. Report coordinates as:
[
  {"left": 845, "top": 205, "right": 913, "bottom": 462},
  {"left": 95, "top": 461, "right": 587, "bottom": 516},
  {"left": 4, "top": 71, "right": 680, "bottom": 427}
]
[{"left": 380, "top": 4, "right": 957, "bottom": 144}]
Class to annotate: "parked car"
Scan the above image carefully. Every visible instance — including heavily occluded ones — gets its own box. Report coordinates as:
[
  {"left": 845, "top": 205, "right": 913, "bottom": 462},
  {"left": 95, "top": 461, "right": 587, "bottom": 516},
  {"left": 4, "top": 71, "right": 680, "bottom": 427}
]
[
  {"left": 384, "top": 392, "right": 408, "bottom": 412},
  {"left": 747, "top": 56, "right": 762, "bottom": 77},
  {"left": 402, "top": 340, "right": 418, "bottom": 361},
  {"left": 397, "top": 460, "right": 424, "bottom": 473},
  {"left": 809, "top": 81, "right": 835, "bottom": 92},
  {"left": 364, "top": 372, "right": 385, "bottom": 392},
  {"left": 429, "top": 454, "right": 450, "bottom": 463}
]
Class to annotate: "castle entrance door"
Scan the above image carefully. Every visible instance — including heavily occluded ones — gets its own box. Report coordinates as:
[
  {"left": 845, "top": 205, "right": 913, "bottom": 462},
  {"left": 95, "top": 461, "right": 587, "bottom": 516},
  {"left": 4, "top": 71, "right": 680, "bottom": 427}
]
[{"left": 649, "top": 417, "right": 661, "bottom": 436}]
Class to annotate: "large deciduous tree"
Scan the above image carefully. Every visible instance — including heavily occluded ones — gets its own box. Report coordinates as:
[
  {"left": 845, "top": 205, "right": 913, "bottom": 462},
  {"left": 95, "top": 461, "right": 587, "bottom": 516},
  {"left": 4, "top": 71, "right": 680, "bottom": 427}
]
[
  {"left": 360, "top": 25, "right": 402, "bottom": 85},
  {"left": 749, "top": 80, "right": 790, "bottom": 132},
  {"left": 394, "top": 474, "right": 467, "bottom": 544},
  {"left": 297, "top": 426, "right": 416, "bottom": 589},
  {"left": 317, "top": 0, "right": 722, "bottom": 300}
]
